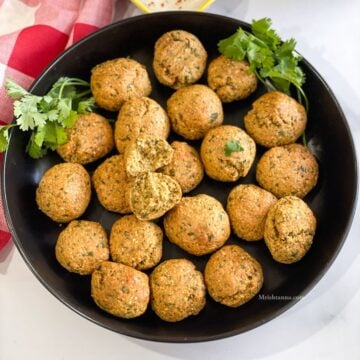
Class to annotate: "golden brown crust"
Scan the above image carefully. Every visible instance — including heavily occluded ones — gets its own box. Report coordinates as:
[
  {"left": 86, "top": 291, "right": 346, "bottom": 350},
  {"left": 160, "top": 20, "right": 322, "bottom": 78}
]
[
  {"left": 150, "top": 259, "right": 206, "bottom": 322},
  {"left": 90, "top": 58, "right": 152, "bottom": 111},
  {"left": 164, "top": 194, "right": 230, "bottom": 256},
  {"left": 227, "top": 184, "right": 277, "bottom": 241},
  {"left": 264, "top": 196, "right": 317, "bottom": 264},
  {"left": 124, "top": 136, "right": 174, "bottom": 177},
  {"left": 110, "top": 215, "right": 163, "bottom": 270},
  {"left": 126, "top": 172, "right": 182, "bottom": 221},
  {"left": 36, "top": 163, "right": 91, "bottom": 223},
  {"left": 153, "top": 30, "right": 207, "bottom": 89},
  {"left": 256, "top": 143, "right": 319, "bottom": 198},
  {"left": 91, "top": 261, "right": 150, "bottom": 318},
  {"left": 114, "top": 97, "right": 170, "bottom": 154},
  {"left": 55, "top": 220, "right": 109, "bottom": 275},
  {"left": 207, "top": 55, "right": 258, "bottom": 103},
  {"left": 204, "top": 245, "right": 263, "bottom": 307},
  {"left": 160, "top": 141, "right": 204, "bottom": 193},
  {"left": 200, "top": 125, "right": 256, "bottom": 182},
  {"left": 56, "top": 113, "right": 113, "bottom": 164},
  {"left": 244, "top": 91, "right": 307, "bottom": 148},
  {"left": 167, "top": 84, "right": 223, "bottom": 140},
  {"left": 92, "top": 155, "right": 132, "bottom": 214}
]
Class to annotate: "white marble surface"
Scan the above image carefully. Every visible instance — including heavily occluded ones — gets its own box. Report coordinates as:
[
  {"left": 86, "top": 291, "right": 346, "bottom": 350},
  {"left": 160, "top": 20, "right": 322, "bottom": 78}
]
[{"left": 1, "top": 0, "right": 360, "bottom": 359}]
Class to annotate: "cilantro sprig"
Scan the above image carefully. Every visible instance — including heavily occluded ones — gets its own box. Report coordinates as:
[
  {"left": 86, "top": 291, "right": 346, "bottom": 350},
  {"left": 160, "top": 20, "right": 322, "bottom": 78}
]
[
  {"left": 218, "top": 18, "right": 308, "bottom": 111},
  {"left": 1, "top": 77, "right": 95, "bottom": 158}
]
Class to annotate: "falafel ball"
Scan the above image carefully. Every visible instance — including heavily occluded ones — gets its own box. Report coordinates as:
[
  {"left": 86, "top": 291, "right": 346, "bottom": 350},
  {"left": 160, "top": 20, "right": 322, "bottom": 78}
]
[
  {"left": 207, "top": 55, "right": 258, "bottom": 103},
  {"left": 90, "top": 58, "right": 152, "bottom": 111},
  {"left": 227, "top": 184, "right": 277, "bottom": 241},
  {"left": 244, "top": 91, "right": 307, "bottom": 148},
  {"left": 264, "top": 196, "right": 317, "bottom": 264},
  {"left": 57, "top": 112, "right": 114, "bottom": 164},
  {"left": 200, "top": 125, "right": 256, "bottom": 182},
  {"left": 256, "top": 143, "right": 319, "bottom": 198},
  {"left": 167, "top": 84, "right": 224, "bottom": 140},
  {"left": 153, "top": 30, "right": 207, "bottom": 89},
  {"left": 91, "top": 261, "right": 150, "bottom": 319},
  {"left": 114, "top": 97, "right": 170, "bottom": 154},
  {"left": 160, "top": 141, "right": 204, "bottom": 193},
  {"left": 110, "top": 215, "right": 163, "bottom": 270},
  {"left": 126, "top": 172, "right": 182, "bottom": 221},
  {"left": 55, "top": 220, "right": 109, "bottom": 275},
  {"left": 124, "top": 136, "right": 174, "bottom": 177},
  {"left": 92, "top": 155, "right": 131, "bottom": 214},
  {"left": 150, "top": 259, "right": 206, "bottom": 322},
  {"left": 164, "top": 194, "right": 230, "bottom": 256},
  {"left": 204, "top": 245, "right": 264, "bottom": 307},
  {"left": 36, "top": 163, "right": 91, "bottom": 223}
]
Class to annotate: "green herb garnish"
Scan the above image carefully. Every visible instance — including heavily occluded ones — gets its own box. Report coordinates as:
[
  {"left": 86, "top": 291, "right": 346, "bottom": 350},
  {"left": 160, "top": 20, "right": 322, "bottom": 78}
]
[
  {"left": 224, "top": 139, "right": 244, "bottom": 156},
  {"left": 218, "top": 17, "right": 308, "bottom": 111},
  {"left": 1, "top": 77, "right": 95, "bottom": 158}
]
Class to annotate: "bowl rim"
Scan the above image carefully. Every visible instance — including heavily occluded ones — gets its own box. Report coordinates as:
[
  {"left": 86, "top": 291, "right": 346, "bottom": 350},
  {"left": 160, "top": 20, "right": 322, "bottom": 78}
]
[
  {"left": 130, "top": 0, "right": 216, "bottom": 13},
  {"left": 1, "top": 11, "right": 358, "bottom": 343}
]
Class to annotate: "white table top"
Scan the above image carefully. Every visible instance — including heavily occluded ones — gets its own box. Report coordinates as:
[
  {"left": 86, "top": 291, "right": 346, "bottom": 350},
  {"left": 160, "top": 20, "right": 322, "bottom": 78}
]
[{"left": 1, "top": 0, "right": 360, "bottom": 359}]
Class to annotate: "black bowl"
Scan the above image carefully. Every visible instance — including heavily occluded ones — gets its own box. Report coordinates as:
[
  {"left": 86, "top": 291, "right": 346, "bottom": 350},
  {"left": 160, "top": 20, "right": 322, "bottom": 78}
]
[{"left": 1, "top": 12, "right": 357, "bottom": 342}]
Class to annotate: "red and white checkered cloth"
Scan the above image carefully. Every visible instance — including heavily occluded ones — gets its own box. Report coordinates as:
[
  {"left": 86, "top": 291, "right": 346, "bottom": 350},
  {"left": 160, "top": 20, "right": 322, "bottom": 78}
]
[{"left": 0, "top": 0, "right": 130, "bottom": 251}]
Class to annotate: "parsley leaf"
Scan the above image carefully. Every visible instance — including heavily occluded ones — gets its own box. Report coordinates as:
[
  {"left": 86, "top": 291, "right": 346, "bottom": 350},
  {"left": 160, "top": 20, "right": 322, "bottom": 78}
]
[
  {"left": 0, "top": 125, "right": 16, "bottom": 152},
  {"left": 251, "top": 18, "right": 281, "bottom": 51},
  {"left": 224, "top": 140, "right": 244, "bottom": 156},
  {"left": 77, "top": 97, "right": 96, "bottom": 114},
  {"left": 5, "top": 79, "right": 29, "bottom": 99},
  {"left": 218, "top": 17, "right": 308, "bottom": 111},
  {"left": 218, "top": 29, "right": 248, "bottom": 61},
  {"left": 3, "top": 77, "right": 96, "bottom": 158}
]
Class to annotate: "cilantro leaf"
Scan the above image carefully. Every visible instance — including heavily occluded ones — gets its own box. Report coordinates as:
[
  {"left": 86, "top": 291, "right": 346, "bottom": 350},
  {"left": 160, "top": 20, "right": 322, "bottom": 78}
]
[
  {"left": 54, "top": 123, "right": 68, "bottom": 145},
  {"left": 224, "top": 140, "right": 244, "bottom": 156},
  {"left": 26, "top": 133, "right": 47, "bottom": 159},
  {"left": 77, "top": 97, "right": 96, "bottom": 113},
  {"left": 251, "top": 18, "right": 281, "bottom": 50},
  {"left": 14, "top": 95, "right": 46, "bottom": 130},
  {"left": 0, "top": 125, "right": 16, "bottom": 152},
  {"left": 218, "top": 29, "right": 248, "bottom": 61},
  {"left": 5, "top": 78, "right": 29, "bottom": 99},
  {"left": 246, "top": 41, "right": 274, "bottom": 72}
]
